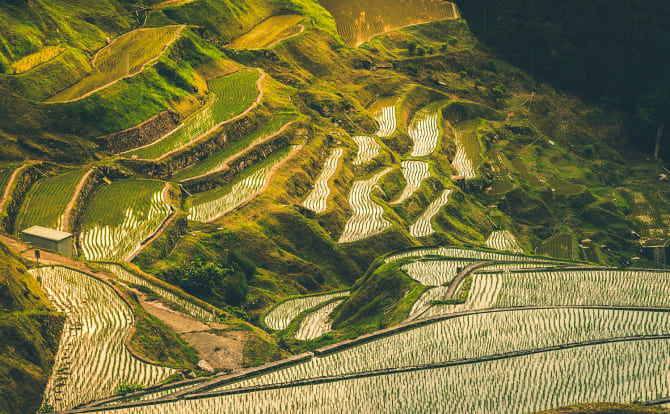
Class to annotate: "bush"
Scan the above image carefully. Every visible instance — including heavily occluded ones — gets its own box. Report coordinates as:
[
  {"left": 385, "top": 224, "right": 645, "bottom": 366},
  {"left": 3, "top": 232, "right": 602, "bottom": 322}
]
[
  {"left": 407, "top": 41, "right": 417, "bottom": 55},
  {"left": 227, "top": 250, "right": 256, "bottom": 282},
  {"left": 223, "top": 271, "right": 248, "bottom": 306},
  {"left": 416, "top": 47, "right": 426, "bottom": 56},
  {"left": 114, "top": 381, "right": 144, "bottom": 396},
  {"left": 492, "top": 83, "right": 506, "bottom": 100},
  {"left": 180, "top": 259, "right": 229, "bottom": 296}
]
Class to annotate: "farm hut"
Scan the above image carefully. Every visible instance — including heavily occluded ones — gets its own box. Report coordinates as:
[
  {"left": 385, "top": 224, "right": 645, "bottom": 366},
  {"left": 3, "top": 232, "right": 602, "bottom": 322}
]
[{"left": 21, "top": 225, "right": 73, "bottom": 256}]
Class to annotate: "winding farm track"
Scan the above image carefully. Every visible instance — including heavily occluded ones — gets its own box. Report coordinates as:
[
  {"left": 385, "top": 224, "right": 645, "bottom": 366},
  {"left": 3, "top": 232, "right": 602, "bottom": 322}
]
[
  {"left": 61, "top": 168, "right": 94, "bottom": 232},
  {"left": 0, "top": 164, "right": 27, "bottom": 213},
  {"left": 264, "top": 24, "right": 305, "bottom": 49},
  {"left": 126, "top": 69, "right": 266, "bottom": 161},
  {"left": 46, "top": 25, "right": 186, "bottom": 104},
  {"left": 182, "top": 120, "right": 294, "bottom": 182}
]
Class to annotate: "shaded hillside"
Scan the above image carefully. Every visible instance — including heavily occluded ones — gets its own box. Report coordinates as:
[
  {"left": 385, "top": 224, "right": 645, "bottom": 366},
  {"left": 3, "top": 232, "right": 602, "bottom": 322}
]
[{"left": 0, "top": 241, "right": 63, "bottom": 414}]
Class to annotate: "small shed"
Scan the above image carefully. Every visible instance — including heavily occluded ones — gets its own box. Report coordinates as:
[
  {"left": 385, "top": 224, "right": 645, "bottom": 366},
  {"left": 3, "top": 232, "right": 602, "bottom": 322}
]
[{"left": 21, "top": 226, "right": 73, "bottom": 256}]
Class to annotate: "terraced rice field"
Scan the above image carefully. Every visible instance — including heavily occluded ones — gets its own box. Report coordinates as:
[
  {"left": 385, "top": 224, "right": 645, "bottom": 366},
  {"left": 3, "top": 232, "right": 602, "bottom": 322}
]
[
  {"left": 485, "top": 230, "right": 522, "bottom": 253},
  {"left": 408, "top": 110, "right": 440, "bottom": 157},
  {"left": 173, "top": 114, "right": 296, "bottom": 180},
  {"left": 372, "top": 103, "right": 397, "bottom": 137},
  {"left": 8, "top": 45, "right": 64, "bottom": 74},
  {"left": 16, "top": 169, "right": 87, "bottom": 232},
  {"left": 126, "top": 69, "right": 262, "bottom": 160},
  {"left": 452, "top": 129, "right": 480, "bottom": 178},
  {"left": 408, "top": 189, "right": 452, "bottom": 237},
  {"left": 229, "top": 15, "right": 305, "bottom": 50},
  {"left": 47, "top": 26, "right": 183, "bottom": 102},
  {"left": 320, "top": 0, "right": 457, "bottom": 47},
  {"left": 402, "top": 258, "right": 475, "bottom": 286},
  {"left": 541, "top": 233, "right": 575, "bottom": 260},
  {"left": 622, "top": 188, "right": 670, "bottom": 244},
  {"left": 219, "top": 308, "right": 670, "bottom": 393},
  {"left": 409, "top": 286, "right": 449, "bottom": 317},
  {"left": 385, "top": 246, "right": 561, "bottom": 264},
  {"left": 294, "top": 299, "right": 345, "bottom": 341},
  {"left": 264, "top": 291, "right": 350, "bottom": 331},
  {"left": 188, "top": 146, "right": 297, "bottom": 223},
  {"left": 80, "top": 180, "right": 171, "bottom": 261},
  {"left": 338, "top": 168, "right": 392, "bottom": 243},
  {"left": 302, "top": 148, "right": 344, "bottom": 213},
  {"left": 101, "top": 264, "right": 215, "bottom": 322},
  {"left": 32, "top": 266, "right": 174, "bottom": 411},
  {"left": 352, "top": 136, "right": 380, "bottom": 165},
  {"left": 392, "top": 161, "right": 430, "bottom": 204}
]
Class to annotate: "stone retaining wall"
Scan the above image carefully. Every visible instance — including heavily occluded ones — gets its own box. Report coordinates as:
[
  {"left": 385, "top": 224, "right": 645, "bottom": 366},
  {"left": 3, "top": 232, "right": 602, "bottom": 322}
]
[
  {"left": 2, "top": 164, "right": 46, "bottom": 234},
  {"left": 96, "top": 110, "right": 180, "bottom": 154}
]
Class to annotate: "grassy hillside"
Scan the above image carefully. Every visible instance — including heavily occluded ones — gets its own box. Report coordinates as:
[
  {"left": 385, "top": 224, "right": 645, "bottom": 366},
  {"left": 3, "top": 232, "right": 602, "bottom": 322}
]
[{"left": 0, "top": 241, "right": 63, "bottom": 414}]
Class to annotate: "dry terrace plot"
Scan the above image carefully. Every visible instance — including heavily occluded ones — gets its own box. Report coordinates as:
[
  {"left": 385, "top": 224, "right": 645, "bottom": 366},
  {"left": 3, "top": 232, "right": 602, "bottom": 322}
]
[
  {"left": 46, "top": 25, "right": 184, "bottom": 103},
  {"left": 8, "top": 45, "right": 65, "bottom": 74},
  {"left": 80, "top": 180, "right": 171, "bottom": 261},
  {"left": 229, "top": 15, "right": 305, "bottom": 50},
  {"left": 320, "top": 0, "right": 457, "bottom": 47},
  {"left": 125, "top": 69, "right": 262, "bottom": 160},
  {"left": 16, "top": 169, "right": 87, "bottom": 232}
]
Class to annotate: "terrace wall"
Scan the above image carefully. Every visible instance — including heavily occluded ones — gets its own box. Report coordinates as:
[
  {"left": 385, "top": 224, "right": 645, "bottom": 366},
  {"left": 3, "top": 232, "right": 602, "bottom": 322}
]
[
  {"left": 1, "top": 165, "right": 46, "bottom": 234},
  {"left": 120, "top": 110, "right": 270, "bottom": 179},
  {"left": 96, "top": 110, "right": 181, "bottom": 154}
]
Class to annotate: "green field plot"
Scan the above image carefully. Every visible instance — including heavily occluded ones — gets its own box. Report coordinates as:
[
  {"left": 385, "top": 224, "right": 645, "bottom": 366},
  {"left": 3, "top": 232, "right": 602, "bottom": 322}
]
[
  {"left": 0, "top": 166, "right": 17, "bottom": 197},
  {"left": 622, "top": 188, "right": 670, "bottom": 244},
  {"left": 320, "top": 0, "right": 457, "bottom": 47},
  {"left": 174, "top": 112, "right": 296, "bottom": 180},
  {"left": 188, "top": 146, "right": 296, "bottom": 223},
  {"left": 540, "top": 233, "right": 575, "bottom": 260},
  {"left": 33, "top": 266, "right": 175, "bottom": 411},
  {"left": 126, "top": 69, "right": 262, "bottom": 160},
  {"left": 7, "top": 45, "right": 64, "bottom": 74},
  {"left": 229, "top": 15, "right": 304, "bottom": 50},
  {"left": 16, "top": 169, "right": 87, "bottom": 232},
  {"left": 46, "top": 26, "right": 183, "bottom": 103},
  {"left": 80, "top": 180, "right": 171, "bottom": 261}
]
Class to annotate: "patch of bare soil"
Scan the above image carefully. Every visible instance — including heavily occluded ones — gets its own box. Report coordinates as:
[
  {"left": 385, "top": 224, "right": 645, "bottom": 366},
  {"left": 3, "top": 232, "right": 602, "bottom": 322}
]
[{"left": 182, "top": 330, "right": 247, "bottom": 371}]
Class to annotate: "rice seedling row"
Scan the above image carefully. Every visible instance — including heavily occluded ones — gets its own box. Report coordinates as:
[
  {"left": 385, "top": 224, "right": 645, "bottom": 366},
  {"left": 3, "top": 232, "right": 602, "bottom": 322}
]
[
  {"left": 32, "top": 266, "right": 175, "bottom": 411},
  {"left": 402, "top": 258, "right": 476, "bottom": 286},
  {"left": 409, "top": 286, "right": 449, "bottom": 317},
  {"left": 16, "top": 169, "right": 87, "bottom": 232},
  {"left": 485, "top": 230, "right": 522, "bottom": 253},
  {"left": 385, "top": 246, "right": 558, "bottom": 264},
  {"left": 80, "top": 180, "right": 171, "bottom": 261},
  {"left": 408, "top": 189, "right": 452, "bottom": 238},
  {"left": 622, "top": 188, "right": 670, "bottom": 243},
  {"left": 373, "top": 105, "right": 396, "bottom": 137},
  {"left": 229, "top": 15, "right": 305, "bottom": 50},
  {"left": 338, "top": 168, "right": 392, "bottom": 243},
  {"left": 493, "top": 269, "right": 670, "bottom": 309},
  {"left": 126, "top": 69, "right": 262, "bottom": 160},
  {"left": 188, "top": 146, "right": 297, "bottom": 223},
  {"left": 294, "top": 299, "right": 345, "bottom": 341},
  {"left": 408, "top": 111, "right": 439, "bottom": 157},
  {"left": 173, "top": 113, "right": 296, "bottom": 180},
  {"left": 264, "top": 291, "right": 350, "bottom": 331},
  {"left": 392, "top": 161, "right": 430, "bottom": 204},
  {"left": 352, "top": 136, "right": 380, "bottom": 165},
  {"left": 302, "top": 148, "right": 344, "bottom": 213},
  {"left": 452, "top": 129, "right": 480, "bottom": 178},
  {"left": 540, "top": 233, "right": 575, "bottom": 260},
  {"left": 101, "top": 263, "right": 215, "bottom": 322},
  {"left": 47, "top": 26, "right": 183, "bottom": 102},
  {"left": 214, "top": 308, "right": 670, "bottom": 394}
]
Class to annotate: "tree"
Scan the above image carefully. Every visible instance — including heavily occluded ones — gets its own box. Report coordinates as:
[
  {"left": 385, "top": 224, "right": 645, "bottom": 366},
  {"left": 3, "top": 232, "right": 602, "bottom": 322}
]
[
  {"left": 226, "top": 250, "right": 256, "bottom": 281},
  {"left": 180, "top": 260, "right": 229, "bottom": 296},
  {"left": 223, "top": 271, "right": 248, "bottom": 306}
]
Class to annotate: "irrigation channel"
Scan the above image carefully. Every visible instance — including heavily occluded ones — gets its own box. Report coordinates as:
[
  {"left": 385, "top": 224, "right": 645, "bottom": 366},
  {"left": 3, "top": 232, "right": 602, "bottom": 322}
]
[{"left": 63, "top": 247, "right": 670, "bottom": 413}]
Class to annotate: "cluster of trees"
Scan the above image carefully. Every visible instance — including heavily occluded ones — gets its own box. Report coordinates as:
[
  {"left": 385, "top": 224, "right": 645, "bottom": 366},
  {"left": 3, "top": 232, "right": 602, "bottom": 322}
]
[
  {"left": 455, "top": 0, "right": 670, "bottom": 159},
  {"left": 165, "top": 251, "right": 256, "bottom": 306}
]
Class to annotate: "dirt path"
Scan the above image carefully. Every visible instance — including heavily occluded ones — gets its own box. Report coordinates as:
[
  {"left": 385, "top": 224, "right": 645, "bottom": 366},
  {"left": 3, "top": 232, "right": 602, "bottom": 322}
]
[
  {"left": 264, "top": 24, "right": 305, "bottom": 49},
  {"left": 46, "top": 25, "right": 186, "bottom": 104},
  {"left": 0, "top": 164, "right": 27, "bottom": 213},
  {"left": 182, "top": 120, "right": 295, "bottom": 182},
  {"left": 125, "top": 182, "right": 176, "bottom": 261},
  {"left": 202, "top": 143, "right": 303, "bottom": 223},
  {"left": 61, "top": 168, "right": 94, "bottom": 232},
  {"left": 132, "top": 68, "right": 267, "bottom": 162}
]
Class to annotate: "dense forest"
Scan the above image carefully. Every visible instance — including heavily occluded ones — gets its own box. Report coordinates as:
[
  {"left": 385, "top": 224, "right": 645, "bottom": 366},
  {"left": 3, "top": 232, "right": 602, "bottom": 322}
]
[{"left": 455, "top": 0, "right": 670, "bottom": 159}]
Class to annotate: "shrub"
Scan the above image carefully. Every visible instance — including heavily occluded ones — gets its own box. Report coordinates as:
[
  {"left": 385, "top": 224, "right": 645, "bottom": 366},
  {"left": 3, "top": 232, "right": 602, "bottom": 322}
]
[
  {"left": 223, "top": 270, "right": 248, "bottom": 306},
  {"left": 227, "top": 250, "right": 256, "bottom": 282},
  {"left": 180, "top": 259, "right": 229, "bottom": 296},
  {"left": 492, "top": 84, "right": 506, "bottom": 100},
  {"left": 114, "top": 381, "right": 144, "bottom": 396},
  {"left": 407, "top": 41, "right": 417, "bottom": 55}
]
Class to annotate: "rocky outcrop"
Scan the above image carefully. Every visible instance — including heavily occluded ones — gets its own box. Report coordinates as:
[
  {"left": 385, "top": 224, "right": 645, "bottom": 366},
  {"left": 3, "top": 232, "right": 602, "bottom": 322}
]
[
  {"left": 120, "top": 110, "right": 271, "bottom": 179},
  {"left": 180, "top": 132, "right": 293, "bottom": 195},
  {"left": 96, "top": 110, "right": 181, "bottom": 154}
]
